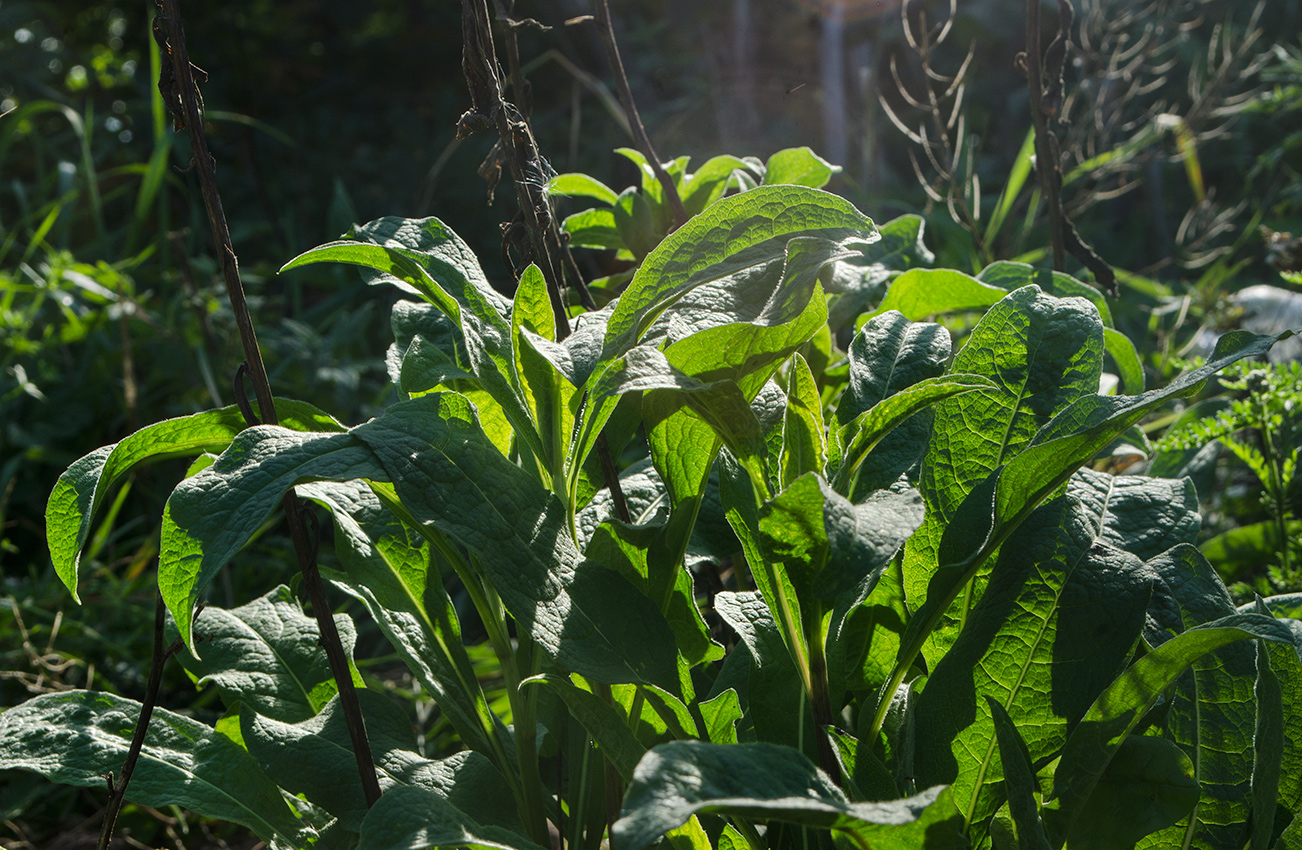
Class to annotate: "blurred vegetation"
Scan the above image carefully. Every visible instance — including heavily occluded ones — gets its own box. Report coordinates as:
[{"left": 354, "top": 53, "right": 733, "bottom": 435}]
[{"left": 1, "top": 0, "right": 1300, "bottom": 846}]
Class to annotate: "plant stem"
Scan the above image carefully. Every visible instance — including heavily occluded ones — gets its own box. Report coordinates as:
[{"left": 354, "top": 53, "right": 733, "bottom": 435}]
[
  {"left": 97, "top": 593, "right": 183, "bottom": 850},
  {"left": 156, "top": 0, "right": 380, "bottom": 807},
  {"left": 592, "top": 0, "right": 688, "bottom": 229}
]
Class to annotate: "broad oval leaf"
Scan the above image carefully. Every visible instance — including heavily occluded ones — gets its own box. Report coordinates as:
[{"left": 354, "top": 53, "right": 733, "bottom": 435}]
[
  {"left": 0, "top": 690, "right": 304, "bottom": 844},
  {"left": 613, "top": 741, "right": 966, "bottom": 850},
  {"left": 359, "top": 785, "right": 547, "bottom": 850},
  {"left": 47, "top": 399, "right": 343, "bottom": 600}
]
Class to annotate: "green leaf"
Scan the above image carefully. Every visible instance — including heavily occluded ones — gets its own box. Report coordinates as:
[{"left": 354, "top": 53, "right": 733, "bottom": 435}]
[
  {"left": 763, "top": 147, "right": 840, "bottom": 188},
  {"left": 779, "top": 353, "right": 827, "bottom": 488},
  {"left": 913, "top": 497, "right": 1152, "bottom": 828},
  {"left": 1049, "top": 615, "right": 1296, "bottom": 845},
  {"left": 833, "top": 373, "right": 996, "bottom": 495},
  {"left": 1201, "top": 520, "right": 1302, "bottom": 584},
  {"left": 243, "top": 689, "right": 516, "bottom": 832},
  {"left": 826, "top": 728, "right": 900, "bottom": 802},
  {"left": 160, "top": 428, "right": 391, "bottom": 650},
  {"left": 699, "top": 689, "right": 743, "bottom": 746},
  {"left": 1067, "top": 468, "right": 1200, "bottom": 562},
  {"left": 680, "top": 155, "right": 753, "bottom": 217},
  {"left": 714, "top": 591, "right": 808, "bottom": 752},
  {"left": 1103, "top": 327, "right": 1145, "bottom": 394},
  {"left": 281, "top": 216, "right": 545, "bottom": 464},
  {"left": 613, "top": 741, "right": 966, "bottom": 850},
  {"left": 833, "top": 312, "right": 951, "bottom": 494},
  {"left": 869, "top": 268, "right": 1007, "bottom": 321},
  {"left": 1063, "top": 735, "right": 1198, "bottom": 850},
  {"left": 562, "top": 207, "right": 625, "bottom": 252},
  {"left": 520, "top": 673, "right": 645, "bottom": 782},
  {"left": 905, "top": 286, "right": 1105, "bottom": 660},
  {"left": 0, "top": 691, "right": 303, "bottom": 844},
  {"left": 986, "top": 698, "right": 1052, "bottom": 850},
  {"left": 1146, "top": 544, "right": 1259, "bottom": 849},
  {"left": 976, "top": 262, "right": 1113, "bottom": 326},
  {"left": 1249, "top": 641, "right": 1284, "bottom": 850},
  {"left": 359, "top": 785, "right": 548, "bottom": 850},
  {"left": 352, "top": 396, "right": 680, "bottom": 691},
  {"left": 899, "top": 330, "right": 1292, "bottom": 701},
  {"left": 172, "top": 585, "right": 362, "bottom": 723},
  {"left": 297, "top": 479, "right": 498, "bottom": 760},
  {"left": 602, "top": 185, "right": 875, "bottom": 358},
  {"left": 46, "top": 400, "right": 343, "bottom": 600},
  {"left": 613, "top": 186, "right": 659, "bottom": 261},
  {"left": 547, "top": 173, "right": 619, "bottom": 205}
]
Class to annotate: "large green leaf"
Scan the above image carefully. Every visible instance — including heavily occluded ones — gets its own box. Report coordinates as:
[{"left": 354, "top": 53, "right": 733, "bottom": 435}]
[
  {"left": 612, "top": 741, "right": 966, "bottom": 850},
  {"left": 1145, "top": 545, "right": 1258, "bottom": 850},
  {"left": 243, "top": 689, "right": 517, "bottom": 833},
  {"left": 913, "top": 497, "right": 1152, "bottom": 828},
  {"left": 351, "top": 396, "right": 680, "bottom": 691},
  {"left": 0, "top": 691, "right": 304, "bottom": 844},
  {"left": 894, "top": 330, "right": 1291, "bottom": 710},
  {"left": 281, "top": 216, "right": 544, "bottom": 464},
  {"left": 358, "top": 785, "right": 548, "bottom": 850},
  {"left": 904, "top": 285, "right": 1105, "bottom": 660},
  {"left": 161, "top": 395, "right": 679, "bottom": 691},
  {"left": 832, "top": 312, "right": 951, "bottom": 494},
  {"left": 602, "top": 185, "right": 875, "bottom": 358},
  {"left": 172, "top": 585, "right": 362, "bottom": 724},
  {"left": 297, "top": 479, "right": 499, "bottom": 760},
  {"left": 160, "top": 428, "right": 391, "bottom": 650},
  {"left": 1048, "top": 615, "right": 1295, "bottom": 847},
  {"left": 46, "top": 399, "right": 343, "bottom": 600},
  {"left": 1066, "top": 469, "right": 1200, "bottom": 562}
]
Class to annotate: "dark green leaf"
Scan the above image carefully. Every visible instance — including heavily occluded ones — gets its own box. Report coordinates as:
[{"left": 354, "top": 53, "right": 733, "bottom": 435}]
[
  {"left": 613, "top": 741, "right": 965, "bottom": 850},
  {"left": 358, "top": 785, "right": 547, "bottom": 850},
  {"left": 47, "top": 400, "right": 343, "bottom": 600},
  {"left": 986, "top": 698, "right": 1052, "bottom": 850},
  {"left": 1061, "top": 735, "right": 1198, "bottom": 850},
  {"left": 521, "top": 674, "right": 645, "bottom": 782},
  {"left": 1066, "top": 468, "right": 1200, "bottom": 562},
  {"left": 0, "top": 691, "right": 303, "bottom": 844},
  {"left": 1049, "top": 615, "right": 1295, "bottom": 844},
  {"left": 173, "top": 585, "right": 361, "bottom": 723}
]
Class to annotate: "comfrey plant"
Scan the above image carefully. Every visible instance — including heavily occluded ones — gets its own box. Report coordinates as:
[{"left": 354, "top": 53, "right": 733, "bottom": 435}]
[{"left": 5, "top": 141, "right": 1302, "bottom": 850}]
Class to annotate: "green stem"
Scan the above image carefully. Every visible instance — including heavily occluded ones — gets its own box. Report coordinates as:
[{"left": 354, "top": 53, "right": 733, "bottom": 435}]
[
  {"left": 804, "top": 605, "right": 843, "bottom": 786},
  {"left": 483, "top": 580, "right": 550, "bottom": 847}
]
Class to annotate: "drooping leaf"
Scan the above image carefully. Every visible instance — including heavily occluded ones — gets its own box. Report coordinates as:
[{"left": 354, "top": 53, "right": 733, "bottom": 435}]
[
  {"left": 1066, "top": 468, "right": 1200, "bottom": 562},
  {"left": 0, "top": 691, "right": 304, "bottom": 844},
  {"left": 1048, "top": 615, "right": 1295, "bottom": 845},
  {"left": 824, "top": 214, "right": 933, "bottom": 331},
  {"left": 358, "top": 785, "right": 547, "bottom": 850},
  {"left": 913, "top": 497, "right": 1152, "bottom": 828},
  {"left": 242, "top": 689, "right": 516, "bottom": 833},
  {"left": 602, "top": 185, "right": 875, "bottom": 358},
  {"left": 868, "top": 268, "right": 1007, "bottom": 321},
  {"left": 297, "top": 479, "right": 499, "bottom": 760},
  {"left": 612, "top": 741, "right": 965, "bottom": 850},
  {"left": 986, "top": 698, "right": 1052, "bottom": 850},
  {"left": 47, "top": 399, "right": 344, "bottom": 600},
  {"left": 161, "top": 428, "right": 389, "bottom": 650},
  {"left": 172, "top": 585, "right": 362, "bottom": 724}
]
